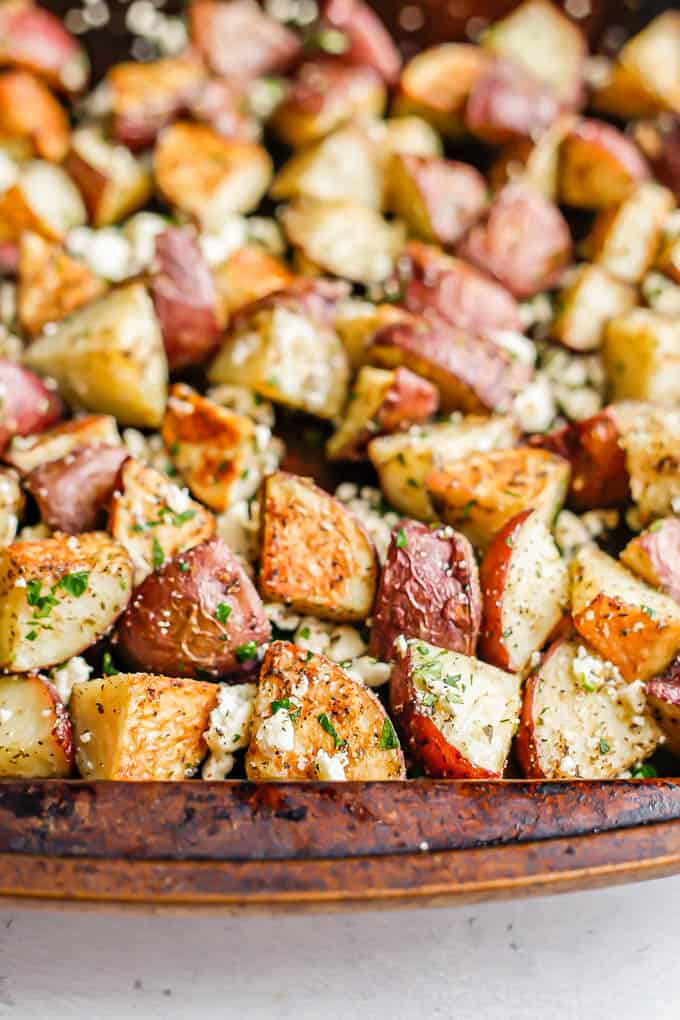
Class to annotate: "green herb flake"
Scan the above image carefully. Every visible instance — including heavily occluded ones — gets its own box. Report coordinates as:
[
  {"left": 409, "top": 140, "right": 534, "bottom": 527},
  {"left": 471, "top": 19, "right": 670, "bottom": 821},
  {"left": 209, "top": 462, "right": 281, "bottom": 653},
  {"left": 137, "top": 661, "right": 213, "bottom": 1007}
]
[
  {"left": 650, "top": 520, "right": 664, "bottom": 533},
  {"left": 235, "top": 641, "right": 258, "bottom": 663},
  {"left": 299, "top": 626, "right": 311, "bottom": 639},
  {"left": 379, "top": 717, "right": 398, "bottom": 750},
  {"left": 599, "top": 737, "right": 611, "bottom": 754},
  {"left": 395, "top": 527, "right": 408, "bottom": 549},
  {"left": 58, "top": 571, "right": 89, "bottom": 598},
  {"left": 179, "top": 560, "right": 189, "bottom": 574},
  {"left": 151, "top": 537, "right": 165, "bottom": 570},
  {"left": 216, "top": 602, "right": 232, "bottom": 625},
  {"left": 25, "top": 630, "right": 37, "bottom": 641},
  {"left": 317, "top": 712, "right": 347, "bottom": 750},
  {"left": 631, "top": 762, "right": 657, "bottom": 778},
  {"left": 102, "top": 651, "right": 118, "bottom": 676},
  {"left": 505, "top": 534, "right": 514, "bottom": 549}
]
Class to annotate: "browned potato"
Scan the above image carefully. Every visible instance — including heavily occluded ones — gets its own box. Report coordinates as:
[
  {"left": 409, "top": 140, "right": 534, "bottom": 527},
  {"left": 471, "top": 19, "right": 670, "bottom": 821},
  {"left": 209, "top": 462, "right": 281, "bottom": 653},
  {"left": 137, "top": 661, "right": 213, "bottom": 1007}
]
[
  {"left": 549, "top": 263, "right": 636, "bottom": 352},
  {"left": 0, "top": 2, "right": 89, "bottom": 95},
  {"left": 582, "top": 181, "right": 674, "bottom": 284},
  {"left": 387, "top": 153, "right": 487, "bottom": 247},
  {"left": 390, "top": 638, "right": 521, "bottom": 778},
  {"left": 621, "top": 517, "right": 680, "bottom": 604},
  {"left": 17, "top": 231, "right": 106, "bottom": 337},
  {"left": 0, "top": 160, "right": 86, "bottom": 243},
  {"left": 0, "top": 673, "right": 72, "bottom": 777},
  {"left": 245, "top": 641, "right": 405, "bottom": 781},
  {"left": 154, "top": 122, "right": 272, "bottom": 222},
  {"left": 427, "top": 447, "right": 570, "bottom": 551},
  {"left": 0, "top": 359, "right": 63, "bottom": 455},
  {"left": 213, "top": 245, "right": 294, "bottom": 324},
  {"left": 4, "top": 414, "right": 120, "bottom": 475},
  {"left": 464, "top": 58, "right": 560, "bottom": 144},
  {"left": 162, "top": 383, "right": 283, "bottom": 512},
  {"left": 259, "top": 472, "right": 377, "bottom": 622},
  {"left": 517, "top": 638, "right": 660, "bottom": 779},
  {"left": 25, "top": 445, "right": 128, "bottom": 535},
  {"left": 394, "top": 43, "right": 490, "bottom": 136},
  {"left": 321, "top": 0, "right": 401, "bottom": 85},
  {"left": 0, "top": 70, "right": 69, "bottom": 161},
  {"left": 614, "top": 405, "right": 680, "bottom": 524},
  {"left": 190, "top": 0, "right": 301, "bottom": 82},
  {"left": 646, "top": 657, "right": 680, "bottom": 755},
  {"left": 116, "top": 537, "right": 270, "bottom": 679},
  {"left": 457, "top": 182, "right": 571, "bottom": 299},
  {"left": 71, "top": 673, "right": 217, "bottom": 780},
  {"left": 557, "top": 119, "right": 650, "bottom": 209},
  {"left": 66, "top": 126, "right": 152, "bottom": 228},
  {"left": 656, "top": 233, "right": 680, "bottom": 285},
  {"left": 369, "top": 520, "right": 481, "bottom": 662},
  {"left": 0, "top": 468, "right": 24, "bottom": 546},
  {"left": 109, "top": 457, "right": 215, "bottom": 585},
  {"left": 604, "top": 308, "right": 680, "bottom": 406},
  {"left": 0, "top": 531, "right": 133, "bottom": 672},
  {"left": 634, "top": 116, "right": 680, "bottom": 200},
  {"left": 488, "top": 112, "right": 577, "bottom": 199},
  {"left": 571, "top": 544, "right": 680, "bottom": 683}
]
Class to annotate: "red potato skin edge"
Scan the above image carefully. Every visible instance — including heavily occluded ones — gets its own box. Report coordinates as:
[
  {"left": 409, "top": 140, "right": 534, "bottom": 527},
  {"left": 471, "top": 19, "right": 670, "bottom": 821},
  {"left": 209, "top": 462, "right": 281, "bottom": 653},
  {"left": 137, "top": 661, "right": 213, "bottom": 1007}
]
[
  {"left": 478, "top": 508, "right": 533, "bottom": 673},
  {"left": 514, "top": 663, "right": 546, "bottom": 779},
  {"left": 43, "top": 676, "right": 74, "bottom": 773},
  {"left": 0, "top": 360, "right": 63, "bottom": 452}
]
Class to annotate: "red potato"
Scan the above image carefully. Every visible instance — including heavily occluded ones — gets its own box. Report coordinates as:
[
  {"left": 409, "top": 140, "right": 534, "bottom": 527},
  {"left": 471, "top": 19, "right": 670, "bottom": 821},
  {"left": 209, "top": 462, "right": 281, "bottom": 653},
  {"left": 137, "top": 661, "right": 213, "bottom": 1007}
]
[
  {"left": 0, "top": 1, "right": 89, "bottom": 94},
  {"left": 0, "top": 70, "right": 69, "bottom": 162},
  {"left": 0, "top": 360, "right": 62, "bottom": 453},
  {"left": 458, "top": 182, "right": 572, "bottom": 299},
  {"left": 190, "top": 0, "right": 301, "bottom": 82},
  {"left": 634, "top": 116, "right": 680, "bottom": 201},
  {"left": 394, "top": 44, "right": 490, "bottom": 136},
  {"left": 557, "top": 119, "right": 651, "bottom": 209},
  {"left": 18, "top": 231, "right": 106, "bottom": 338},
  {"left": 464, "top": 58, "right": 560, "bottom": 145},
  {"left": 488, "top": 111, "right": 577, "bottom": 199},
  {"left": 213, "top": 245, "right": 294, "bottom": 324},
  {"left": 66, "top": 127, "right": 152, "bottom": 228},
  {"left": 0, "top": 241, "right": 18, "bottom": 275},
  {"left": 25, "top": 445, "right": 128, "bottom": 535},
  {"left": 3, "top": 414, "right": 120, "bottom": 476},
  {"left": 390, "top": 638, "right": 521, "bottom": 778},
  {"left": 150, "top": 228, "right": 222, "bottom": 372},
  {"left": 231, "top": 277, "right": 350, "bottom": 331},
  {"left": 320, "top": 0, "right": 400, "bottom": 84},
  {"left": 116, "top": 537, "right": 270, "bottom": 680},
  {"left": 646, "top": 657, "right": 680, "bottom": 756},
  {"left": 0, "top": 161, "right": 86, "bottom": 244},
  {"left": 621, "top": 518, "right": 680, "bottom": 604},
  {"left": 0, "top": 673, "right": 72, "bottom": 778},
  {"left": 478, "top": 509, "right": 568, "bottom": 673},
  {"left": 185, "top": 78, "right": 258, "bottom": 142},
  {"left": 369, "top": 521, "right": 482, "bottom": 662},
  {"left": 387, "top": 154, "right": 487, "bottom": 248}
]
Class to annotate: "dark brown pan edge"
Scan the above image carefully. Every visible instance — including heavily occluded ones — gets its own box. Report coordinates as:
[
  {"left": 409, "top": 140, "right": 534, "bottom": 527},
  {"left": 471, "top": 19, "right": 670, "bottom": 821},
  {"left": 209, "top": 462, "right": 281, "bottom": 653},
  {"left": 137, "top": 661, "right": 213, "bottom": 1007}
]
[{"left": 0, "top": 779, "right": 679, "bottom": 861}]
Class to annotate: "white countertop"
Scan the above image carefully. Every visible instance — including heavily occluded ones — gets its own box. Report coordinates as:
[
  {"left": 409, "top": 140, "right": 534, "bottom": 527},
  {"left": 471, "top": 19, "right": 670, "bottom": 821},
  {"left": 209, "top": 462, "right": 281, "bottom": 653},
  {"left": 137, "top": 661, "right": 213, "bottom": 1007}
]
[{"left": 1, "top": 874, "right": 679, "bottom": 1018}]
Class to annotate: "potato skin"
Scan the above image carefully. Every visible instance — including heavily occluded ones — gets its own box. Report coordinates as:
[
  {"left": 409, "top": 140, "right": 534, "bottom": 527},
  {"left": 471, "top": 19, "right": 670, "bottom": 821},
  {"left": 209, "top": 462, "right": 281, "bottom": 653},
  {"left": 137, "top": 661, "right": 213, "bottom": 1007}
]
[
  {"left": 0, "top": 3, "right": 88, "bottom": 94},
  {"left": 647, "top": 657, "right": 680, "bottom": 756},
  {"left": 464, "top": 58, "right": 560, "bottom": 145},
  {"left": 635, "top": 116, "right": 680, "bottom": 201},
  {"left": 369, "top": 520, "right": 481, "bottom": 661},
  {"left": 18, "top": 231, "right": 106, "bottom": 337},
  {"left": 190, "top": 0, "right": 301, "bottom": 82},
  {"left": 322, "top": 0, "right": 401, "bottom": 85},
  {"left": 558, "top": 118, "right": 651, "bottom": 209},
  {"left": 388, "top": 154, "right": 487, "bottom": 247},
  {"left": 621, "top": 518, "right": 680, "bottom": 603},
  {"left": 116, "top": 537, "right": 270, "bottom": 679},
  {"left": 0, "top": 70, "right": 69, "bottom": 161},
  {"left": 514, "top": 654, "right": 548, "bottom": 779},
  {"left": 25, "top": 445, "right": 128, "bottom": 535},
  {"left": 0, "top": 360, "right": 63, "bottom": 453},
  {"left": 478, "top": 509, "right": 532, "bottom": 673}
]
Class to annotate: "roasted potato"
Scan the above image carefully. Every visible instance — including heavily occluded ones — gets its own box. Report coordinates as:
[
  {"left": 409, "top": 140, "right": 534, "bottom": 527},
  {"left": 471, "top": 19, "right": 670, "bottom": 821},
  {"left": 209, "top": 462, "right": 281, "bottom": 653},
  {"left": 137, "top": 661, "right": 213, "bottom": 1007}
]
[
  {"left": 154, "top": 122, "right": 272, "bottom": 223},
  {"left": 25, "top": 445, "right": 128, "bottom": 535},
  {"left": 245, "top": 641, "right": 405, "bottom": 781},
  {"left": 488, "top": 111, "right": 576, "bottom": 199},
  {"left": 0, "top": 159, "right": 86, "bottom": 243},
  {"left": 259, "top": 472, "right": 377, "bottom": 622},
  {"left": 109, "top": 457, "right": 215, "bottom": 584},
  {"left": 190, "top": 0, "right": 301, "bottom": 82},
  {"left": 0, "top": 2, "right": 89, "bottom": 95},
  {"left": 23, "top": 283, "right": 168, "bottom": 429},
  {"left": 604, "top": 308, "right": 680, "bottom": 406},
  {"left": 0, "top": 531, "right": 133, "bottom": 672},
  {"left": 479, "top": 509, "right": 568, "bottom": 672},
  {"left": 327, "top": 365, "right": 438, "bottom": 461},
  {"left": 655, "top": 233, "right": 680, "bottom": 285},
  {"left": 0, "top": 359, "right": 62, "bottom": 454},
  {"left": 557, "top": 119, "right": 650, "bottom": 209},
  {"left": 321, "top": 0, "right": 401, "bottom": 85},
  {"left": 162, "top": 383, "right": 283, "bottom": 512},
  {"left": 390, "top": 638, "right": 521, "bottom": 778},
  {"left": 549, "top": 263, "right": 636, "bottom": 352},
  {"left": 621, "top": 518, "right": 680, "bottom": 603},
  {"left": 213, "top": 245, "right": 293, "bottom": 325},
  {"left": 517, "top": 638, "right": 661, "bottom": 779},
  {"left": 582, "top": 182, "right": 674, "bottom": 284},
  {"left": 634, "top": 116, "right": 680, "bottom": 200},
  {"left": 150, "top": 228, "right": 222, "bottom": 372},
  {"left": 427, "top": 447, "right": 570, "bottom": 551},
  {"left": 616, "top": 405, "right": 680, "bottom": 523},
  {"left": 3, "top": 414, "right": 120, "bottom": 475},
  {"left": 66, "top": 126, "right": 152, "bottom": 228},
  {"left": 464, "top": 58, "right": 560, "bottom": 144},
  {"left": 0, "top": 468, "right": 24, "bottom": 546},
  {"left": 458, "top": 182, "right": 571, "bottom": 299},
  {"left": 482, "top": 0, "right": 586, "bottom": 108},
  {"left": 270, "top": 61, "right": 385, "bottom": 149},
  {"left": 0, "top": 70, "right": 69, "bottom": 162},
  {"left": 17, "top": 231, "right": 106, "bottom": 337},
  {"left": 387, "top": 153, "right": 487, "bottom": 247},
  {"left": 368, "top": 415, "right": 520, "bottom": 521},
  {"left": 0, "top": 672, "right": 72, "bottom": 777},
  {"left": 571, "top": 544, "right": 680, "bottom": 682},
  {"left": 71, "top": 672, "right": 217, "bottom": 780},
  {"left": 646, "top": 657, "right": 680, "bottom": 755},
  {"left": 369, "top": 520, "right": 481, "bottom": 662},
  {"left": 393, "top": 44, "right": 489, "bottom": 136},
  {"left": 116, "top": 537, "right": 270, "bottom": 679},
  {"left": 333, "top": 300, "right": 411, "bottom": 369}
]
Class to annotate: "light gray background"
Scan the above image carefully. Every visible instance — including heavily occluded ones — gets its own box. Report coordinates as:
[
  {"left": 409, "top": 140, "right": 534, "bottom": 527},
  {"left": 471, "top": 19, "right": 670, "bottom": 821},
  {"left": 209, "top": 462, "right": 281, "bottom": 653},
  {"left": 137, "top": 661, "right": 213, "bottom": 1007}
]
[{"left": 0, "top": 875, "right": 678, "bottom": 1018}]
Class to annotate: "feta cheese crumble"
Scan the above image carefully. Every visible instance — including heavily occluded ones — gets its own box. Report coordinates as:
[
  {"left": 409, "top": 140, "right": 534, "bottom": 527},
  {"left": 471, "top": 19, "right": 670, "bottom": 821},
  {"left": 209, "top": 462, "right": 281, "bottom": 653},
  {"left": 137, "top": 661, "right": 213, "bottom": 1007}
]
[{"left": 201, "top": 682, "right": 257, "bottom": 780}]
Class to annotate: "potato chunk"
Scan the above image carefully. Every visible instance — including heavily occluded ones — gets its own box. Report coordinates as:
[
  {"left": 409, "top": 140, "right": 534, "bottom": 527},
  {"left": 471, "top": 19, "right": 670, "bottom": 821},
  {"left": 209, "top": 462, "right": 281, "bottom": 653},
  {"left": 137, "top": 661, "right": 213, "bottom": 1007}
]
[
  {"left": 0, "top": 69, "right": 69, "bottom": 162},
  {"left": 549, "top": 264, "right": 636, "bottom": 352},
  {"left": 582, "top": 182, "right": 674, "bottom": 284},
  {"left": 213, "top": 245, "right": 293, "bottom": 324},
  {"left": 26, "top": 445, "right": 128, "bottom": 535},
  {"left": 66, "top": 125, "right": 152, "bottom": 227},
  {"left": 394, "top": 44, "right": 489, "bottom": 136},
  {"left": 557, "top": 119, "right": 650, "bottom": 209},
  {"left": 0, "top": 532, "right": 133, "bottom": 672},
  {"left": 0, "top": 360, "right": 63, "bottom": 455},
  {"left": 18, "top": 231, "right": 106, "bottom": 337},
  {"left": 0, "top": 159, "right": 86, "bottom": 243},
  {"left": 4, "top": 414, "right": 120, "bottom": 475},
  {"left": 71, "top": 673, "right": 217, "bottom": 780},
  {"left": 617, "top": 406, "right": 680, "bottom": 523},
  {"left": 23, "top": 283, "right": 168, "bottom": 428},
  {"left": 0, "top": 673, "right": 72, "bottom": 777},
  {"left": 387, "top": 153, "right": 487, "bottom": 247},
  {"left": 621, "top": 517, "right": 680, "bottom": 603},
  {"left": 259, "top": 472, "right": 377, "bottom": 622},
  {"left": 604, "top": 308, "right": 680, "bottom": 406},
  {"left": 590, "top": 12, "right": 680, "bottom": 118},
  {"left": 571, "top": 545, "right": 680, "bottom": 682},
  {"left": 646, "top": 657, "right": 680, "bottom": 755},
  {"left": 245, "top": 641, "right": 405, "bottom": 780}
]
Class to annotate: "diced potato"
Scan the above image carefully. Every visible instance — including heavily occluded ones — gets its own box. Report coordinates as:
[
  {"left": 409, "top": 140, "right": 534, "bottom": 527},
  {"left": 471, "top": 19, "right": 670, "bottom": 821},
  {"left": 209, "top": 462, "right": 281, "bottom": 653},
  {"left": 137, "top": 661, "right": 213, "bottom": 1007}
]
[
  {"left": 71, "top": 673, "right": 217, "bottom": 780},
  {"left": 646, "top": 657, "right": 680, "bottom": 755},
  {"left": 162, "top": 383, "right": 283, "bottom": 513},
  {"left": 380, "top": 116, "right": 442, "bottom": 159},
  {"left": 0, "top": 360, "right": 63, "bottom": 454},
  {"left": 0, "top": 70, "right": 69, "bottom": 162},
  {"left": 0, "top": 468, "right": 23, "bottom": 545},
  {"left": 550, "top": 264, "right": 637, "bottom": 352},
  {"left": 213, "top": 245, "right": 293, "bottom": 325},
  {"left": 368, "top": 415, "right": 520, "bottom": 521},
  {"left": 582, "top": 182, "right": 675, "bottom": 284},
  {"left": 334, "top": 300, "right": 411, "bottom": 369},
  {"left": 190, "top": 0, "right": 300, "bottom": 83},
  {"left": 280, "top": 198, "right": 405, "bottom": 285},
  {"left": 557, "top": 119, "right": 650, "bottom": 209},
  {"left": 616, "top": 405, "right": 680, "bottom": 523},
  {"left": 18, "top": 231, "right": 106, "bottom": 337},
  {"left": 259, "top": 472, "right": 377, "bottom": 621},
  {"left": 23, "top": 283, "right": 168, "bottom": 428},
  {"left": 464, "top": 56, "right": 560, "bottom": 145},
  {"left": 108, "top": 457, "right": 215, "bottom": 584},
  {"left": 66, "top": 126, "right": 152, "bottom": 228},
  {"left": 604, "top": 308, "right": 680, "bottom": 406},
  {"left": 0, "top": 2, "right": 89, "bottom": 95},
  {"left": 427, "top": 447, "right": 570, "bottom": 550},
  {"left": 393, "top": 44, "right": 489, "bottom": 136},
  {"left": 154, "top": 121, "right": 272, "bottom": 223},
  {"left": 4, "top": 414, "right": 120, "bottom": 475},
  {"left": 489, "top": 112, "right": 577, "bottom": 199},
  {"left": 590, "top": 13, "right": 680, "bottom": 118},
  {"left": 386, "top": 153, "right": 487, "bottom": 247},
  {"left": 656, "top": 234, "right": 680, "bottom": 285},
  {"left": 209, "top": 304, "right": 349, "bottom": 420},
  {"left": 0, "top": 532, "right": 133, "bottom": 673},
  {"left": 0, "top": 673, "right": 72, "bottom": 777},
  {"left": 621, "top": 517, "right": 680, "bottom": 603},
  {"left": 0, "top": 160, "right": 86, "bottom": 243}
]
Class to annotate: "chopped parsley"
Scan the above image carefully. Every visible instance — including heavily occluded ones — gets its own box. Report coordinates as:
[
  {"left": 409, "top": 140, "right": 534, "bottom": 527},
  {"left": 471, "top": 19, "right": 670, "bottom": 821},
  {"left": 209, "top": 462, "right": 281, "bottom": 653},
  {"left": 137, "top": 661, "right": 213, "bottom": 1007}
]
[
  {"left": 215, "top": 602, "right": 232, "bottom": 625},
  {"left": 235, "top": 641, "right": 258, "bottom": 663},
  {"left": 631, "top": 762, "right": 657, "bottom": 778},
  {"left": 151, "top": 536, "right": 165, "bottom": 570},
  {"left": 599, "top": 737, "right": 611, "bottom": 754},
  {"left": 102, "top": 651, "right": 118, "bottom": 676},
  {"left": 395, "top": 527, "right": 408, "bottom": 549},
  {"left": 57, "top": 571, "right": 89, "bottom": 598},
  {"left": 271, "top": 697, "right": 301, "bottom": 722},
  {"left": 650, "top": 520, "right": 664, "bottom": 533},
  {"left": 380, "top": 717, "right": 398, "bottom": 750},
  {"left": 298, "top": 626, "right": 311, "bottom": 639},
  {"left": 317, "top": 712, "right": 347, "bottom": 750},
  {"left": 178, "top": 560, "right": 189, "bottom": 574}
]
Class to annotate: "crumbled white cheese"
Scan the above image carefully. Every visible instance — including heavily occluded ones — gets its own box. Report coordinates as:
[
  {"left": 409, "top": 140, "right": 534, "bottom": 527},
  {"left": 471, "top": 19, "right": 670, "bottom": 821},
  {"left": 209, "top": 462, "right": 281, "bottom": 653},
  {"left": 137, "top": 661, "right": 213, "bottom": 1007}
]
[
  {"left": 265, "top": 602, "right": 302, "bottom": 633},
  {"left": 201, "top": 682, "right": 257, "bottom": 780},
  {"left": 0, "top": 151, "right": 18, "bottom": 195},
  {"left": 49, "top": 656, "right": 93, "bottom": 705},
  {"left": 216, "top": 498, "right": 261, "bottom": 572},
  {"left": 344, "top": 656, "right": 392, "bottom": 689},
  {"left": 513, "top": 372, "right": 556, "bottom": 434},
  {"left": 256, "top": 707, "right": 295, "bottom": 754},
  {"left": 314, "top": 748, "right": 347, "bottom": 781},
  {"left": 123, "top": 211, "right": 169, "bottom": 271},
  {"left": 121, "top": 429, "right": 169, "bottom": 474},
  {"left": 206, "top": 384, "right": 275, "bottom": 427},
  {"left": 0, "top": 708, "right": 12, "bottom": 724},
  {"left": 67, "top": 226, "right": 132, "bottom": 282},
  {"left": 199, "top": 216, "right": 248, "bottom": 265},
  {"left": 291, "top": 617, "right": 391, "bottom": 687},
  {"left": 333, "top": 484, "right": 399, "bottom": 564},
  {"left": 246, "top": 216, "right": 286, "bottom": 255}
]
